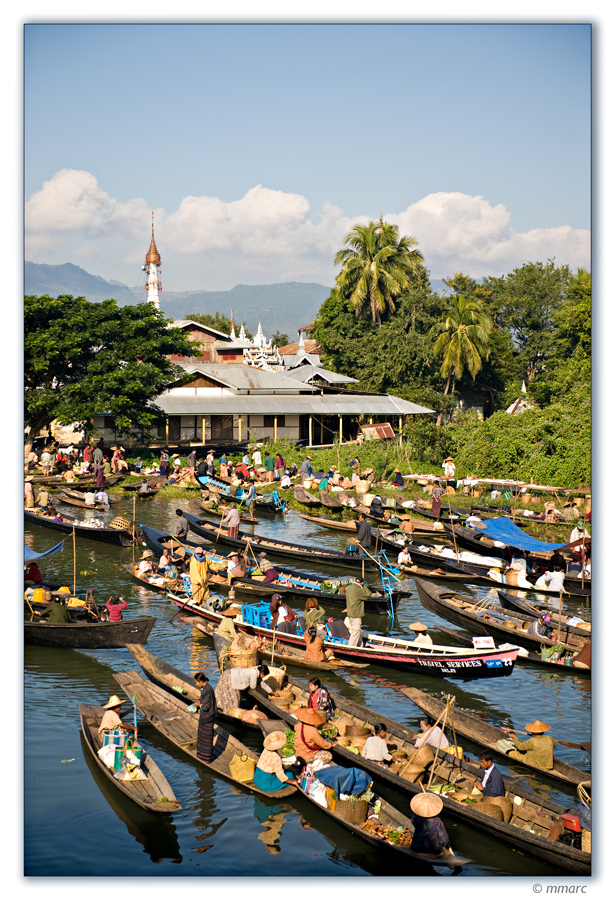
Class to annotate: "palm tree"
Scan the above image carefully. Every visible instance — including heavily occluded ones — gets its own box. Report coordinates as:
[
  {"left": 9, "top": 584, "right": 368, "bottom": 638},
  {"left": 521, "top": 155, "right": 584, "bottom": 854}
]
[
  {"left": 333, "top": 219, "right": 423, "bottom": 325},
  {"left": 433, "top": 294, "right": 492, "bottom": 425}
]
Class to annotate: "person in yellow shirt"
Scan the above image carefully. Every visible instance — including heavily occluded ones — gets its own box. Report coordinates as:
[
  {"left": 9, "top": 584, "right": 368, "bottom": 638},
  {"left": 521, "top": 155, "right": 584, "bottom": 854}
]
[{"left": 189, "top": 546, "right": 223, "bottom": 605}]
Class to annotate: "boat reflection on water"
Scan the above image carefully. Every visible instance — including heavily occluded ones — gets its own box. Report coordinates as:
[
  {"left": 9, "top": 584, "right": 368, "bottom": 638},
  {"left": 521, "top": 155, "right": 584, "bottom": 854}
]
[{"left": 80, "top": 733, "right": 183, "bottom": 864}]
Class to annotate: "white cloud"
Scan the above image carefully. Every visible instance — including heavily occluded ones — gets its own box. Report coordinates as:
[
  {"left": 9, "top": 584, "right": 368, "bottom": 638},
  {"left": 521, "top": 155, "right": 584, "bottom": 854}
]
[{"left": 25, "top": 170, "right": 590, "bottom": 289}]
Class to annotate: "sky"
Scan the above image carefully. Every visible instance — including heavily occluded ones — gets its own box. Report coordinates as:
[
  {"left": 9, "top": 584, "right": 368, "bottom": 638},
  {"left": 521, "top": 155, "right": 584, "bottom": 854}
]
[{"left": 23, "top": 21, "right": 592, "bottom": 292}]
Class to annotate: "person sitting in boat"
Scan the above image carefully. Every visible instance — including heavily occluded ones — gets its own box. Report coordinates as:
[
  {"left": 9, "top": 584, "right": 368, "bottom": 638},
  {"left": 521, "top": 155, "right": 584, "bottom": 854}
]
[
  {"left": 369, "top": 495, "right": 385, "bottom": 519},
  {"left": 473, "top": 749, "right": 505, "bottom": 797},
  {"left": 34, "top": 597, "right": 71, "bottom": 623},
  {"left": 502, "top": 720, "right": 557, "bottom": 770},
  {"left": 83, "top": 490, "right": 96, "bottom": 506},
  {"left": 414, "top": 716, "right": 449, "bottom": 751},
  {"left": 94, "top": 489, "right": 109, "bottom": 505},
  {"left": 220, "top": 504, "right": 241, "bottom": 539},
  {"left": 105, "top": 594, "right": 127, "bottom": 622},
  {"left": 98, "top": 695, "right": 137, "bottom": 738},
  {"left": 408, "top": 622, "right": 433, "bottom": 647},
  {"left": 157, "top": 548, "right": 172, "bottom": 573},
  {"left": 397, "top": 544, "right": 414, "bottom": 570},
  {"left": 35, "top": 487, "right": 49, "bottom": 509},
  {"left": 270, "top": 594, "right": 297, "bottom": 633},
  {"left": 280, "top": 470, "right": 292, "bottom": 489},
  {"left": 304, "top": 597, "right": 326, "bottom": 631},
  {"left": 534, "top": 567, "right": 566, "bottom": 593},
  {"left": 409, "top": 793, "right": 453, "bottom": 856},
  {"left": 216, "top": 605, "right": 240, "bottom": 640},
  {"left": 227, "top": 552, "right": 248, "bottom": 580},
  {"left": 254, "top": 731, "right": 296, "bottom": 792},
  {"left": 260, "top": 554, "right": 279, "bottom": 585},
  {"left": 25, "top": 561, "right": 43, "bottom": 586},
  {"left": 527, "top": 612, "right": 554, "bottom": 640},
  {"left": 304, "top": 627, "right": 332, "bottom": 663},
  {"left": 361, "top": 723, "right": 393, "bottom": 766},
  {"left": 293, "top": 707, "right": 332, "bottom": 765},
  {"left": 136, "top": 551, "right": 154, "bottom": 577},
  {"left": 139, "top": 480, "right": 153, "bottom": 495}
]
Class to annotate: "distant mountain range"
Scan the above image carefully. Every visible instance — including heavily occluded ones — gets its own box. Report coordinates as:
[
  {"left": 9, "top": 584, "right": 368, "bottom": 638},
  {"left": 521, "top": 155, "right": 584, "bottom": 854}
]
[
  {"left": 24, "top": 261, "right": 447, "bottom": 339},
  {"left": 24, "top": 262, "right": 331, "bottom": 339}
]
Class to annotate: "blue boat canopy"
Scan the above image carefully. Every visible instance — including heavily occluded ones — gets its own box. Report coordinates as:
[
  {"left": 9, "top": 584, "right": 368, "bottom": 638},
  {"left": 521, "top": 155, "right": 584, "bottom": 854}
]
[
  {"left": 24, "top": 541, "right": 64, "bottom": 563},
  {"left": 468, "top": 518, "right": 570, "bottom": 553}
]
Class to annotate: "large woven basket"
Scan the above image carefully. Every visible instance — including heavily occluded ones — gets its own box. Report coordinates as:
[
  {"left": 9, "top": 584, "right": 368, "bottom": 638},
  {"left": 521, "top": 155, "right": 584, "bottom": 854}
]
[
  {"left": 582, "top": 830, "right": 591, "bottom": 852},
  {"left": 483, "top": 795, "right": 513, "bottom": 823},
  {"left": 411, "top": 744, "right": 435, "bottom": 768},
  {"left": 110, "top": 516, "right": 131, "bottom": 530},
  {"left": 479, "top": 801, "right": 505, "bottom": 821},
  {"left": 335, "top": 797, "right": 368, "bottom": 824},
  {"left": 229, "top": 648, "right": 258, "bottom": 668},
  {"left": 345, "top": 725, "right": 370, "bottom": 738}
]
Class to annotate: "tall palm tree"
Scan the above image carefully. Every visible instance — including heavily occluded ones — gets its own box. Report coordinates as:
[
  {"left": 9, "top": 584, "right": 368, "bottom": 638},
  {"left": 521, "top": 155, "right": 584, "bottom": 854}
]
[
  {"left": 433, "top": 294, "right": 492, "bottom": 425},
  {"left": 334, "top": 219, "right": 423, "bottom": 325}
]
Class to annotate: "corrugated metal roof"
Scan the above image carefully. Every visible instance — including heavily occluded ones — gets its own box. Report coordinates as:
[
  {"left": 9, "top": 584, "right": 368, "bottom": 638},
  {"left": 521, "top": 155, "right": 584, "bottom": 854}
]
[
  {"left": 153, "top": 393, "right": 434, "bottom": 416},
  {"left": 179, "top": 362, "right": 313, "bottom": 392},
  {"left": 283, "top": 365, "right": 358, "bottom": 385},
  {"left": 172, "top": 319, "right": 232, "bottom": 340}
]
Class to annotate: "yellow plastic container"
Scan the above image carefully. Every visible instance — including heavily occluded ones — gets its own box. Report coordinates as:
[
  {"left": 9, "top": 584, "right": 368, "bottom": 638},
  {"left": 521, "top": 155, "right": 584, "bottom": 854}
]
[{"left": 32, "top": 587, "right": 46, "bottom": 604}]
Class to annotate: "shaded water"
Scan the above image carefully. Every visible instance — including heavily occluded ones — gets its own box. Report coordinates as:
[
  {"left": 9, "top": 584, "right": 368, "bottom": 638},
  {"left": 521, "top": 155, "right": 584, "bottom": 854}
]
[{"left": 24, "top": 496, "right": 591, "bottom": 877}]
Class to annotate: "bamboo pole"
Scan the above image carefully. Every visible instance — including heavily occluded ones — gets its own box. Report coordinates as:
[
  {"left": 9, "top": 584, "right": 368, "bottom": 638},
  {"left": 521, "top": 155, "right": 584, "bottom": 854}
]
[
  {"left": 132, "top": 495, "right": 136, "bottom": 564},
  {"left": 557, "top": 589, "right": 563, "bottom": 644},
  {"left": 356, "top": 541, "right": 401, "bottom": 581},
  {"left": 72, "top": 526, "right": 76, "bottom": 595},
  {"left": 447, "top": 494, "right": 460, "bottom": 562}
]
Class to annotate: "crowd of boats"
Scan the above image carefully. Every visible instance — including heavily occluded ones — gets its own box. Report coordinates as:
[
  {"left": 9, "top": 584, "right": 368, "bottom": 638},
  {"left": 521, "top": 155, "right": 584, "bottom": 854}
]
[{"left": 23, "top": 460, "right": 592, "bottom": 875}]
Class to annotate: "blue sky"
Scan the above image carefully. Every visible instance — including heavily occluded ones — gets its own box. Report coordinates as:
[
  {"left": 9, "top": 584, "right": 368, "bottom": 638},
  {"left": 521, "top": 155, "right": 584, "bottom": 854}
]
[{"left": 23, "top": 21, "right": 591, "bottom": 291}]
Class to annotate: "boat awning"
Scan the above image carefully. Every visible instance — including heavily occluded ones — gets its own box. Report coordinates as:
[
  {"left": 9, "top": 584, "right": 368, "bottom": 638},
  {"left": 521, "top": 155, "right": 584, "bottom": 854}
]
[
  {"left": 24, "top": 540, "right": 64, "bottom": 563},
  {"left": 468, "top": 518, "right": 571, "bottom": 553}
]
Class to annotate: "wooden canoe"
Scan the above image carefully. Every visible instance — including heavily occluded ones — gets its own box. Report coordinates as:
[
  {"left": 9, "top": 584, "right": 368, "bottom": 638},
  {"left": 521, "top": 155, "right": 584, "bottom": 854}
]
[
  {"left": 293, "top": 486, "right": 322, "bottom": 507},
  {"left": 25, "top": 616, "right": 157, "bottom": 648},
  {"left": 57, "top": 492, "right": 114, "bottom": 511},
  {"left": 414, "top": 578, "right": 587, "bottom": 655},
  {"left": 250, "top": 683, "right": 590, "bottom": 873},
  {"left": 26, "top": 473, "right": 124, "bottom": 487},
  {"left": 402, "top": 686, "right": 589, "bottom": 787},
  {"left": 318, "top": 490, "right": 344, "bottom": 511},
  {"left": 60, "top": 487, "right": 120, "bottom": 504},
  {"left": 211, "top": 627, "right": 369, "bottom": 672},
  {"left": 181, "top": 511, "right": 382, "bottom": 570},
  {"left": 257, "top": 718, "right": 470, "bottom": 869},
  {"left": 79, "top": 704, "right": 182, "bottom": 814},
  {"left": 124, "top": 643, "right": 266, "bottom": 732},
  {"left": 497, "top": 590, "right": 591, "bottom": 637},
  {"left": 112, "top": 670, "right": 296, "bottom": 799},
  {"left": 24, "top": 508, "right": 134, "bottom": 546}
]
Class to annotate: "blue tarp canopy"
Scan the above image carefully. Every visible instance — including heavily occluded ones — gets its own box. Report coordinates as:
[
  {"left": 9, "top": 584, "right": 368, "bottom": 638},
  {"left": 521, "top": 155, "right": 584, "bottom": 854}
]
[
  {"left": 468, "top": 518, "right": 570, "bottom": 553},
  {"left": 24, "top": 541, "right": 64, "bottom": 563},
  {"left": 315, "top": 765, "right": 372, "bottom": 797}
]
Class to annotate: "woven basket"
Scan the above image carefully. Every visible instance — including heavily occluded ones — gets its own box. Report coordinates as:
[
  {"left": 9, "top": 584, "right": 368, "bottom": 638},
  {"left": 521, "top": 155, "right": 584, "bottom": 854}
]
[
  {"left": 273, "top": 696, "right": 292, "bottom": 709},
  {"left": 335, "top": 797, "right": 368, "bottom": 824},
  {"left": 229, "top": 648, "right": 258, "bottom": 668},
  {"left": 355, "top": 480, "right": 370, "bottom": 494},
  {"left": 582, "top": 829, "right": 591, "bottom": 853},
  {"left": 345, "top": 725, "right": 370, "bottom": 738},
  {"left": 110, "top": 516, "right": 131, "bottom": 530},
  {"left": 397, "top": 763, "right": 425, "bottom": 783},
  {"left": 411, "top": 744, "right": 435, "bottom": 768},
  {"left": 479, "top": 801, "right": 505, "bottom": 821},
  {"left": 484, "top": 795, "right": 513, "bottom": 823}
]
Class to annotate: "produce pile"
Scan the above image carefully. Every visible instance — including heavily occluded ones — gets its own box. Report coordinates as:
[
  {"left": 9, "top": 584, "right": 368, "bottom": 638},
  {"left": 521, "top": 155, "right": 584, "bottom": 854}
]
[{"left": 361, "top": 819, "right": 414, "bottom": 847}]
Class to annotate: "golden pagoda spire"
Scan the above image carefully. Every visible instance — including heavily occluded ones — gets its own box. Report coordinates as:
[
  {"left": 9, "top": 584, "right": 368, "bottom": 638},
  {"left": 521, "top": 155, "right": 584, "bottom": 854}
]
[{"left": 145, "top": 211, "right": 161, "bottom": 266}]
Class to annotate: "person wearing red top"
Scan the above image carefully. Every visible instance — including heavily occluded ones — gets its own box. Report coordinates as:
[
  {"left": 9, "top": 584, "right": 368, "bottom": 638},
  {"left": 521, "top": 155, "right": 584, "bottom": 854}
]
[{"left": 105, "top": 595, "right": 128, "bottom": 622}]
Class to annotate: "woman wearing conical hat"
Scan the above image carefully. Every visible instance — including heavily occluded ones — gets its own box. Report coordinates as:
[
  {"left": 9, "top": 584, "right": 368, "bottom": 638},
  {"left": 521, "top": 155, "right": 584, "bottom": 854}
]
[
  {"left": 502, "top": 720, "right": 557, "bottom": 770},
  {"left": 409, "top": 793, "right": 453, "bottom": 856}
]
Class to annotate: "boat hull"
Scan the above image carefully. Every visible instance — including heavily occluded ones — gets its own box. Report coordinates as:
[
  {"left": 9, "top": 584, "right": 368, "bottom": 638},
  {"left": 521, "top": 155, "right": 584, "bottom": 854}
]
[{"left": 25, "top": 617, "right": 156, "bottom": 648}]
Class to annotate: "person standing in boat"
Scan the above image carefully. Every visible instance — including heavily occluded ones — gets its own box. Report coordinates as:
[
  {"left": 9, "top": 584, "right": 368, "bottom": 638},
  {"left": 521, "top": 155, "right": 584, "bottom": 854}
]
[
  {"left": 193, "top": 673, "right": 217, "bottom": 763},
  {"left": 175, "top": 508, "right": 190, "bottom": 542},
  {"left": 243, "top": 478, "right": 257, "bottom": 521},
  {"left": 431, "top": 480, "right": 446, "bottom": 518},
  {"left": 254, "top": 731, "right": 296, "bottom": 792},
  {"left": 502, "top": 720, "right": 557, "bottom": 770},
  {"left": 442, "top": 457, "right": 456, "bottom": 487},
  {"left": 189, "top": 546, "right": 223, "bottom": 605},
  {"left": 473, "top": 749, "right": 505, "bottom": 797},
  {"left": 343, "top": 577, "right": 371, "bottom": 647},
  {"left": 24, "top": 476, "right": 35, "bottom": 508},
  {"left": 355, "top": 513, "right": 372, "bottom": 550},
  {"left": 220, "top": 504, "right": 241, "bottom": 539},
  {"left": 306, "top": 677, "right": 336, "bottom": 718}
]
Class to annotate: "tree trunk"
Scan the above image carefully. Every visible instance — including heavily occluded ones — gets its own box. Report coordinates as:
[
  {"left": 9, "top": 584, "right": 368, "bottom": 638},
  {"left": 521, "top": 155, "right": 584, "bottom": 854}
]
[{"left": 436, "top": 372, "right": 454, "bottom": 427}]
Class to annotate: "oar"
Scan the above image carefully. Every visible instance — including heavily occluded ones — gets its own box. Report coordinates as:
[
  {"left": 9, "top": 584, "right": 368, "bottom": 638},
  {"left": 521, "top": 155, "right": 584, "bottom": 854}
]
[
  {"left": 168, "top": 590, "right": 194, "bottom": 624},
  {"left": 504, "top": 727, "right": 588, "bottom": 751},
  {"left": 133, "top": 697, "right": 138, "bottom": 744}
]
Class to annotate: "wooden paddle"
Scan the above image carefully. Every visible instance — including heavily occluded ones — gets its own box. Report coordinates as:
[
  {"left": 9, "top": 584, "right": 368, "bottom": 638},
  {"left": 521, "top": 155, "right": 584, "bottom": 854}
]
[{"left": 504, "top": 728, "right": 588, "bottom": 751}]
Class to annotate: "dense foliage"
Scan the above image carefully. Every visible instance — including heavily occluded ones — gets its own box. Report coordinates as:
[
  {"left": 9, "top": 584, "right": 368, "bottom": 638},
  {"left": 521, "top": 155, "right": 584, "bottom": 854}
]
[
  {"left": 24, "top": 294, "right": 194, "bottom": 446},
  {"left": 185, "top": 310, "right": 253, "bottom": 339}
]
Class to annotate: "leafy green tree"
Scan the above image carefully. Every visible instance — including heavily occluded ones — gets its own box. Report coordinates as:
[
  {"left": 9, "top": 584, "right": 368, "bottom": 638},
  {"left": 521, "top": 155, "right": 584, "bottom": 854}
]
[
  {"left": 432, "top": 279, "right": 492, "bottom": 424},
  {"left": 24, "top": 295, "right": 195, "bottom": 450},
  {"left": 185, "top": 311, "right": 253, "bottom": 340},
  {"left": 271, "top": 331, "right": 289, "bottom": 347},
  {"left": 333, "top": 219, "right": 424, "bottom": 325}
]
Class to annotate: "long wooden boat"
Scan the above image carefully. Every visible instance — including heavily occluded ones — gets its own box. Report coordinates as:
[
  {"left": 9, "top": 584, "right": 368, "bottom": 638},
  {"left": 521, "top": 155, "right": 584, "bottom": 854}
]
[
  {"left": 443, "top": 557, "right": 591, "bottom": 598},
  {"left": 25, "top": 616, "right": 156, "bottom": 648},
  {"left": 249, "top": 682, "right": 590, "bottom": 873},
  {"left": 293, "top": 485, "right": 322, "bottom": 507},
  {"left": 79, "top": 704, "right": 182, "bottom": 814},
  {"left": 295, "top": 512, "right": 392, "bottom": 533},
  {"left": 113, "top": 670, "right": 296, "bottom": 799},
  {"left": 197, "top": 475, "right": 287, "bottom": 513},
  {"left": 318, "top": 490, "right": 344, "bottom": 511},
  {"left": 212, "top": 628, "right": 369, "bottom": 672},
  {"left": 137, "top": 524, "right": 400, "bottom": 613},
  {"left": 121, "top": 482, "right": 161, "bottom": 497},
  {"left": 258, "top": 718, "right": 470, "bottom": 869},
  {"left": 165, "top": 593, "right": 519, "bottom": 679},
  {"left": 58, "top": 474, "right": 125, "bottom": 492},
  {"left": 197, "top": 502, "right": 261, "bottom": 525},
  {"left": 401, "top": 687, "right": 589, "bottom": 787},
  {"left": 24, "top": 508, "right": 134, "bottom": 546},
  {"left": 432, "top": 624, "right": 591, "bottom": 678},
  {"left": 59, "top": 487, "right": 120, "bottom": 504},
  {"left": 26, "top": 472, "right": 124, "bottom": 487},
  {"left": 497, "top": 590, "right": 591, "bottom": 637},
  {"left": 57, "top": 492, "right": 114, "bottom": 511},
  {"left": 414, "top": 578, "right": 589, "bottom": 657},
  {"left": 181, "top": 510, "right": 382, "bottom": 570},
  {"left": 404, "top": 504, "right": 470, "bottom": 524},
  {"left": 124, "top": 643, "right": 267, "bottom": 731}
]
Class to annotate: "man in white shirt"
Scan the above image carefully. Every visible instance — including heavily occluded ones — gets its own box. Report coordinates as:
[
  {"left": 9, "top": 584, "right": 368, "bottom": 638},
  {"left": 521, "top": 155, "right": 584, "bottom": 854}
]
[
  {"left": 252, "top": 448, "right": 262, "bottom": 468},
  {"left": 414, "top": 716, "right": 450, "bottom": 750},
  {"left": 409, "top": 622, "right": 433, "bottom": 647},
  {"left": 361, "top": 724, "right": 393, "bottom": 765},
  {"left": 83, "top": 490, "right": 96, "bottom": 506}
]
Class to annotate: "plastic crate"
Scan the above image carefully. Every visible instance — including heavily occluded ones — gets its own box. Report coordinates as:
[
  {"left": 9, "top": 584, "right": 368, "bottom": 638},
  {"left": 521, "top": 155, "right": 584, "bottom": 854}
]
[{"left": 242, "top": 602, "right": 272, "bottom": 628}]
